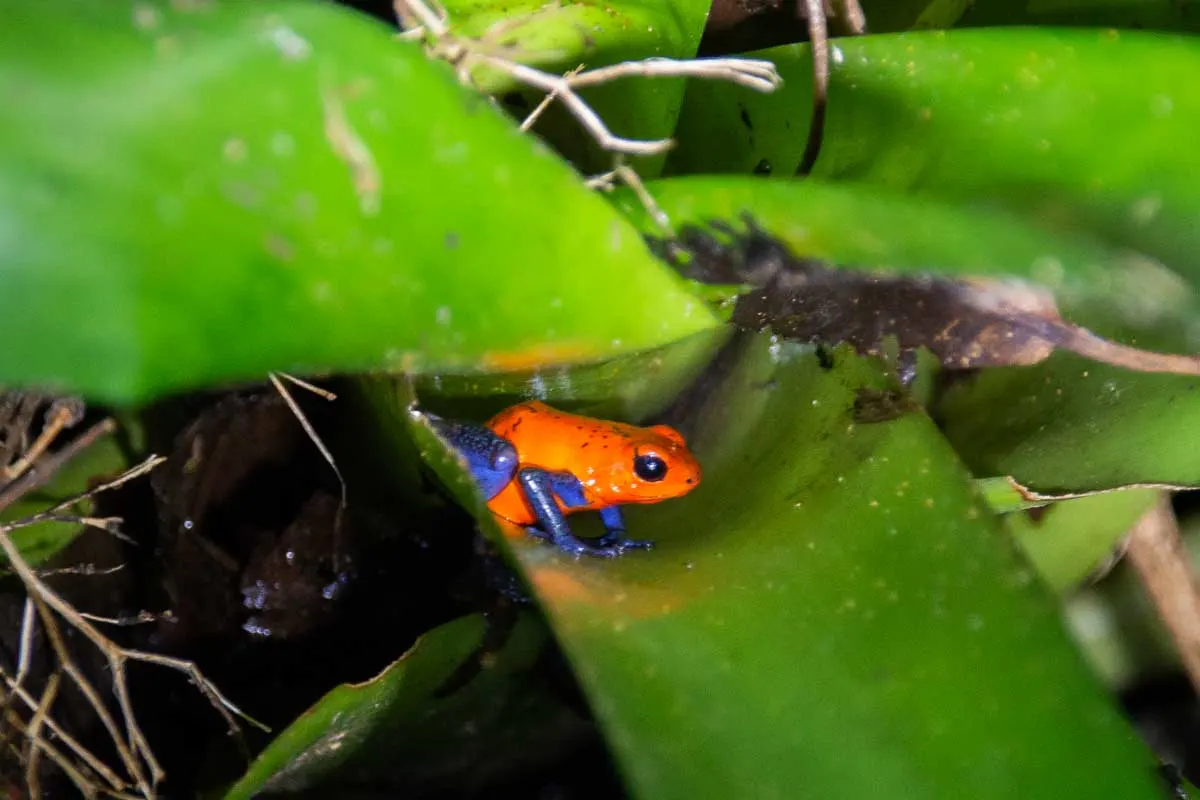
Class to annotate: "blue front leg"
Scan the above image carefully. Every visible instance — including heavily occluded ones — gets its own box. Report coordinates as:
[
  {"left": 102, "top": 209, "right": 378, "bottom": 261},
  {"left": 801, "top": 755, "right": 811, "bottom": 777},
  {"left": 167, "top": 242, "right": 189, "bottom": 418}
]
[{"left": 520, "top": 468, "right": 653, "bottom": 558}]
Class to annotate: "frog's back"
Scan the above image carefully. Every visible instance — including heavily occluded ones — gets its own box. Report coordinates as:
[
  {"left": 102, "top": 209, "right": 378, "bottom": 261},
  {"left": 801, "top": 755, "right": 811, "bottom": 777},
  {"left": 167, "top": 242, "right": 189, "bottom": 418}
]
[{"left": 486, "top": 401, "right": 620, "bottom": 473}]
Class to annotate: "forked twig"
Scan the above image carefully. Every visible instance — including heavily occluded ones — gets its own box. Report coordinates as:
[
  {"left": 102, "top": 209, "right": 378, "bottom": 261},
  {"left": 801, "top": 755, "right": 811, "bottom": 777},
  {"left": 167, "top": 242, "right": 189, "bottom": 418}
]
[
  {"left": 586, "top": 160, "right": 670, "bottom": 231},
  {"left": 1125, "top": 496, "right": 1200, "bottom": 694},
  {"left": 3, "top": 398, "right": 85, "bottom": 483},
  {"left": 0, "top": 418, "right": 117, "bottom": 515},
  {"left": 395, "top": 0, "right": 782, "bottom": 158}
]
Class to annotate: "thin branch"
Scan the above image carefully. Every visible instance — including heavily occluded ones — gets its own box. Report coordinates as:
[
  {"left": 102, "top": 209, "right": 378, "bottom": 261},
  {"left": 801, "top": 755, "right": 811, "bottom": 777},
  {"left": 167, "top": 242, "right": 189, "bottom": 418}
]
[
  {"left": 0, "top": 447, "right": 262, "bottom": 797},
  {"left": 796, "top": 0, "right": 829, "bottom": 175},
  {"left": 16, "top": 597, "right": 35, "bottom": 685},
  {"left": 30, "top": 592, "right": 153, "bottom": 795},
  {"left": 0, "top": 418, "right": 117, "bottom": 514},
  {"left": 36, "top": 563, "right": 127, "bottom": 579},
  {"left": 396, "top": 0, "right": 781, "bottom": 158},
  {"left": 520, "top": 65, "right": 583, "bottom": 132},
  {"left": 2, "top": 702, "right": 105, "bottom": 799},
  {"left": 841, "top": 0, "right": 867, "bottom": 33},
  {"left": 586, "top": 161, "right": 670, "bottom": 232},
  {"left": 269, "top": 373, "right": 348, "bottom": 570},
  {"left": 566, "top": 57, "right": 781, "bottom": 93},
  {"left": 3, "top": 399, "right": 85, "bottom": 483},
  {"left": 479, "top": 55, "right": 676, "bottom": 155},
  {"left": 77, "top": 609, "right": 170, "bottom": 627},
  {"left": 0, "top": 666, "right": 132, "bottom": 792},
  {"left": 24, "top": 670, "right": 61, "bottom": 798},
  {"left": 1125, "top": 496, "right": 1200, "bottom": 694}
]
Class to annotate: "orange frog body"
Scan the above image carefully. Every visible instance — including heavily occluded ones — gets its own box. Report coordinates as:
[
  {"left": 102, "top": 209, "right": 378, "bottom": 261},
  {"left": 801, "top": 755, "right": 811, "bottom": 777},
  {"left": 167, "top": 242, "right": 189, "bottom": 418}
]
[{"left": 425, "top": 401, "right": 701, "bottom": 558}]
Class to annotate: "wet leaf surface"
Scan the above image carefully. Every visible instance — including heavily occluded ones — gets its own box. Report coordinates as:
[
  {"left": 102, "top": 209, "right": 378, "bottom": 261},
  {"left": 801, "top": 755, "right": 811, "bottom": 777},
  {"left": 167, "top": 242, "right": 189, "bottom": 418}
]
[
  {"left": 937, "top": 355, "right": 1200, "bottom": 491},
  {"left": 0, "top": 0, "right": 716, "bottom": 404},
  {"left": 1004, "top": 489, "right": 1158, "bottom": 595},
  {"left": 614, "top": 176, "right": 1200, "bottom": 347},
  {"left": 667, "top": 30, "right": 1200, "bottom": 281},
  {"left": 610, "top": 176, "right": 1200, "bottom": 495},
  {"left": 402, "top": 331, "right": 1166, "bottom": 799}
]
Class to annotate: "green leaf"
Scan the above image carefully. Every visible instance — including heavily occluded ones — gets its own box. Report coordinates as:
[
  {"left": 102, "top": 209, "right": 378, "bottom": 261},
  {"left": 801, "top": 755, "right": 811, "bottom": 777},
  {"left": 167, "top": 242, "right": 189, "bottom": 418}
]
[
  {"left": 412, "top": 326, "right": 731, "bottom": 422},
  {"left": 1003, "top": 489, "right": 1157, "bottom": 594},
  {"left": 615, "top": 175, "right": 1195, "bottom": 333},
  {"left": 938, "top": 355, "right": 1200, "bottom": 490},
  {"left": 0, "top": 0, "right": 717, "bottom": 404},
  {"left": 225, "top": 612, "right": 564, "bottom": 798},
  {"left": 959, "top": 0, "right": 1200, "bottom": 33},
  {"left": 408, "top": 332, "right": 1165, "bottom": 799},
  {"left": 667, "top": 30, "right": 1200, "bottom": 281},
  {"left": 612, "top": 178, "right": 1200, "bottom": 494}
]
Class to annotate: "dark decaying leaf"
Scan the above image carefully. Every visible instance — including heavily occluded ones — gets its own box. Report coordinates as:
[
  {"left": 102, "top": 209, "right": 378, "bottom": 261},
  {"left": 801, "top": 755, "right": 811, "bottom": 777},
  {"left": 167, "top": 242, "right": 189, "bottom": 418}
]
[{"left": 652, "top": 216, "right": 1200, "bottom": 380}]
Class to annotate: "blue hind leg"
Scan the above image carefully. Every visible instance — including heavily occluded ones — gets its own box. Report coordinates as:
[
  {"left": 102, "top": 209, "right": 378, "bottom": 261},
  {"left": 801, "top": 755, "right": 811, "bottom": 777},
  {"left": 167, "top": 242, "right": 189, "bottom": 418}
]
[{"left": 519, "top": 469, "right": 653, "bottom": 557}]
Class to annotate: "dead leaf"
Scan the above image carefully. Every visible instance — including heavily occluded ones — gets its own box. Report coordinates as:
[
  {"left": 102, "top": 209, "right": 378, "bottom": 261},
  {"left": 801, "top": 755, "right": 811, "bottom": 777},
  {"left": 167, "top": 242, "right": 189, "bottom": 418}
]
[{"left": 652, "top": 215, "right": 1200, "bottom": 378}]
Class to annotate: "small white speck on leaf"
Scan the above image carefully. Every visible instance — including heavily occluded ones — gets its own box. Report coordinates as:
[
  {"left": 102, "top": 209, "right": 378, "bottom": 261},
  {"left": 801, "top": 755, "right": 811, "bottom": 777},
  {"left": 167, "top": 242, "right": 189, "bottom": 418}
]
[{"left": 266, "top": 24, "right": 312, "bottom": 61}]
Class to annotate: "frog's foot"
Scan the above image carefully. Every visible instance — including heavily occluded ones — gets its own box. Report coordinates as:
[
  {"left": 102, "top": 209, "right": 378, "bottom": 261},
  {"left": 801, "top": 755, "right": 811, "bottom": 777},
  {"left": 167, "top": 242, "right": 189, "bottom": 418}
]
[
  {"left": 594, "top": 529, "right": 654, "bottom": 552},
  {"left": 524, "top": 526, "right": 651, "bottom": 558},
  {"left": 525, "top": 525, "right": 552, "bottom": 543}
]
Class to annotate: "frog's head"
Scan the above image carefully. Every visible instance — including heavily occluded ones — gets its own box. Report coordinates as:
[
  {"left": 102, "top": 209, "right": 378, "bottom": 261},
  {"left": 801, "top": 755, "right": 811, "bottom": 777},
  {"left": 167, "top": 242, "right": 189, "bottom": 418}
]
[{"left": 610, "top": 423, "right": 702, "bottom": 504}]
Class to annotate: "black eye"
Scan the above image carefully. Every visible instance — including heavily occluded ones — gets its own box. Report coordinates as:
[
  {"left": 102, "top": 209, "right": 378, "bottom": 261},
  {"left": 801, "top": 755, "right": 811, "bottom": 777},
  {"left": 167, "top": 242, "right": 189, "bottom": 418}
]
[{"left": 634, "top": 453, "right": 668, "bottom": 482}]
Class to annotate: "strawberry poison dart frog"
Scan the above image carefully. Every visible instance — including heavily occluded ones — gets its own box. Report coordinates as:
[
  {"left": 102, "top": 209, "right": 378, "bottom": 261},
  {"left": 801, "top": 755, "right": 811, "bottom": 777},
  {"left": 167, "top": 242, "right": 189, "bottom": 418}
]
[{"left": 425, "top": 401, "right": 702, "bottom": 558}]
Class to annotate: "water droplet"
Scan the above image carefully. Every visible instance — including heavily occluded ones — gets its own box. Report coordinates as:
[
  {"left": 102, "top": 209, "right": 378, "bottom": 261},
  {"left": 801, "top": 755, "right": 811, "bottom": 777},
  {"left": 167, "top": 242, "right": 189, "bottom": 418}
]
[{"left": 266, "top": 24, "right": 311, "bottom": 60}]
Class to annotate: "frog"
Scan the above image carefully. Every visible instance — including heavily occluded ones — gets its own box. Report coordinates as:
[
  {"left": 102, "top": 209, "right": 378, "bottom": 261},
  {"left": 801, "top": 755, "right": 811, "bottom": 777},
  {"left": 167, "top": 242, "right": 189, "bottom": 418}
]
[{"left": 425, "top": 401, "right": 701, "bottom": 558}]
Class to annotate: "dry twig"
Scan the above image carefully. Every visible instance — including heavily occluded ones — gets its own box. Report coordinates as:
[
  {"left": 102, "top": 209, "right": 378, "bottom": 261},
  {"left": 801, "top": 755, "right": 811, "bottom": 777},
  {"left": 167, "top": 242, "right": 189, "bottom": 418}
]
[
  {"left": 269, "top": 373, "right": 348, "bottom": 570},
  {"left": 394, "top": 0, "right": 782, "bottom": 157},
  {"left": 1125, "top": 496, "right": 1200, "bottom": 694},
  {"left": 0, "top": 401, "right": 264, "bottom": 798}
]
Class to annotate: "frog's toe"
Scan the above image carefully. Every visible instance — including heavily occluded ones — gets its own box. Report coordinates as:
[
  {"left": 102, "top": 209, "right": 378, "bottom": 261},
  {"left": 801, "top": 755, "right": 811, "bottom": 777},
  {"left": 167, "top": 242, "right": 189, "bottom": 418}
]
[
  {"left": 525, "top": 526, "right": 552, "bottom": 542},
  {"left": 582, "top": 536, "right": 654, "bottom": 558}
]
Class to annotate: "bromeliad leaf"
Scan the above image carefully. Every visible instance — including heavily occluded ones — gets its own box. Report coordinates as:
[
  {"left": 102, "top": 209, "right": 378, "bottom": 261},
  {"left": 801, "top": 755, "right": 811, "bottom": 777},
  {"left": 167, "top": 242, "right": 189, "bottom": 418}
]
[{"left": 0, "top": 0, "right": 717, "bottom": 404}]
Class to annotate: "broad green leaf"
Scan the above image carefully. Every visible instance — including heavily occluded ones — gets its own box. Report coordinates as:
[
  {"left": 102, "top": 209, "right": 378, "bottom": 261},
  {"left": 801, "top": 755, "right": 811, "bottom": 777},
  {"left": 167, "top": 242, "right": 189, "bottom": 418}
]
[
  {"left": 614, "top": 176, "right": 1200, "bottom": 494},
  {"left": 1003, "top": 489, "right": 1157, "bottom": 594},
  {"left": 667, "top": 30, "right": 1200, "bottom": 281},
  {"left": 408, "top": 331, "right": 1165, "bottom": 799},
  {"left": 412, "top": 326, "right": 731, "bottom": 423},
  {"left": 614, "top": 176, "right": 1200, "bottom": 343},
  {"left": 860, "top": 0, "right": 972, "bottom": 31},
  {"left": 225, "top": 613, "right": 563, "bottom": 798},
  {"left": 0, "top": 0, "right": 717, "bottom": 404},
  {"left": 938, "top": 354, "right": 1200, "bottom": 490},
  {"left": 960, "top": 0, "right": 1200, "bottom": 32},
  {"left": 608, "top": 174, "right": 1193, "bottom": 621}
]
